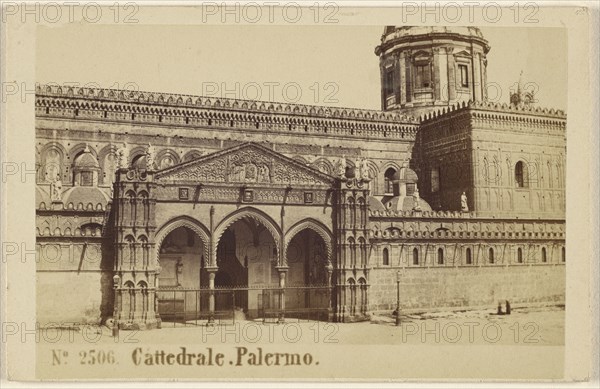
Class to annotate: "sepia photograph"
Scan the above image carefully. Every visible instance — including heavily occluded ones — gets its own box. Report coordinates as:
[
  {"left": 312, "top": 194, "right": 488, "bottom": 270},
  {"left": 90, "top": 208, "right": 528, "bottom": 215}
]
[{"left": 1, "top": 1, "right": 597, "bottom": 385}]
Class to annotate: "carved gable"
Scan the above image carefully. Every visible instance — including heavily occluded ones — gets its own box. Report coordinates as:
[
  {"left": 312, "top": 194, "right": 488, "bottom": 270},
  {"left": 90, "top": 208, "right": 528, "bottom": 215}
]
[{"left": 155, "top": 143, "right": 335, "bottom": 187}]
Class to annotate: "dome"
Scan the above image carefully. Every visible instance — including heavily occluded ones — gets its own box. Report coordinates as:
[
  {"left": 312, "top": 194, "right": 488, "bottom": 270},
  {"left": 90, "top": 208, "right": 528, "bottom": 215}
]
[
  {"left": 392, "top": 167, "right": 419, "bottom": 183},
  {"left": 382, "top": 26, "right": 485, "bottom": 41},
  {"left": 375, "top": 25, "right": 490, "bottom": 117},
  {"left": 73, "top": 147, "right": 99, "bottom": 169},
  {"left": 384, "top": 195, "right": 432, "bottom": 212},
  {"left": 63, "top": 186, "right": 110, "bottom": 208},
  {"left": 36, "top": 186, "right": 51, "bottom": 208},
  {"left": 368, "top": 196, "right": 386, "bottom": 212}
]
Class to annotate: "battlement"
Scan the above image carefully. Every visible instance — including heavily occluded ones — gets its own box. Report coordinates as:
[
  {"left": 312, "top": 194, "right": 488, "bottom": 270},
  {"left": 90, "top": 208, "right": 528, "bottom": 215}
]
[
  {"left": 369, "top": 208, "right": 565, "bottom": 222},
  {"left": 35, "top": 84, "right": 419, "bottom": 141},
  {"left": 420, "top": 100, "right": 566, "bottom": 124}
]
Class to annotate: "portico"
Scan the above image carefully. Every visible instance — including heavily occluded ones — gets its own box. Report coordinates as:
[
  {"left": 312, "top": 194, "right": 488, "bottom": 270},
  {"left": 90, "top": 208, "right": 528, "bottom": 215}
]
[{"left": 110, "top": 142, "right": 364, "bottom": 329}]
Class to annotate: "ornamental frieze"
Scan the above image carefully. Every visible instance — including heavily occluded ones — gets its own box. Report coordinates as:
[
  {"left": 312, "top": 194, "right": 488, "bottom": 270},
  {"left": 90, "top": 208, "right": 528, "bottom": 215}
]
[{"left": 155, "top": 143, "right": 334, "bottom": 187}]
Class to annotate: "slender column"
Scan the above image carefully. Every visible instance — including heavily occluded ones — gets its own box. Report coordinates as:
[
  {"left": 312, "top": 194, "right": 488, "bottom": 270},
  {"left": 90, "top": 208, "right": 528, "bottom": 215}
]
[
  {"left": 207, "top": 269, "right": 217, "bottom": 325},
  {"left": 277, "top": 269, "right": 287, "bottom": 323},
  {"left": 433, "top": 47, "right": 441, "bottom": 101},
  {"left": 154, "top": 269, "right": 161, "bottom": 326},
  {"left": 482, "top": 56, "right": 488, "bottom": 100},
  {"left": 379, "top": 63, "right": 385, "bottom": 110},
  {"left": 447, "top": 47, "right": 456, "bottom": 101},
  {"left": 473, "top": 52, "right": 483, "bottom": 101},
  {"left": 405, "top": 52, "right": 412, "bottom": 103},
  {"left": 399, "top": 52, "right": 406, "bottom": 105}
]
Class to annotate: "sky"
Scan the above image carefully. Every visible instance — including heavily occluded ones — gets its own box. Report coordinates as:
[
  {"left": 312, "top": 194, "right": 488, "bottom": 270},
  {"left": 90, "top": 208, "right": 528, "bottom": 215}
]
[{"left": 36, "top": 25, "right": 567, "bottom": 110}]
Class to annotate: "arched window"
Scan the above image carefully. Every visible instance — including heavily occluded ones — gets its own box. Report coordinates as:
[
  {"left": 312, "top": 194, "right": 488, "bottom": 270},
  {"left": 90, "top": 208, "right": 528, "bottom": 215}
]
[
  {"left": 466, "top": 248, "right": 472, "bottom": 265},
  {"left": 382, "top": 248, "right": 390, "bottom": 266},
  {"left": 415, "top": 63, "right": 432, "bottom": 88},
  {"left": 347, "top": 237, "right": 356, "bottom": 268},
  {"left": 437, "top": 248, "right": 444, "bottom": 265},
  {"left": 562, "top": 247, "right": 566, "bottom": 262},
  {"left": 541, "top": 247, "right": 547, "bottom": 263},
  {"left": 384, "top": 168, "right": 396, "bottom": 194},
  {"left": 72, "top": 146, "right": 99, "bottom": 186},
  {"left": 412, "top": 248, "right": 419, "bottom": 265},
  {"left": 489, "top": 248, "right": 494, "bottom": 264},
  {"left": 517, "top": 248, "right": 523, "bottom": 263},
  {"left": 358, "top": 237, "right": 367, "bottom": 267},
  {"left": 515, "top": 161, "right": 529, "bottom": 188},
  {"left": 348, "top": 278, "right": 357, "bottom": 316}
]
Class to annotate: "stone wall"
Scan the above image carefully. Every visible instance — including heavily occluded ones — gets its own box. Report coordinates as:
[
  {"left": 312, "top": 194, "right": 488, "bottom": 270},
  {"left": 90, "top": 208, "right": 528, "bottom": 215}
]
[{"left": 368, "top": 264, "right": 565, "bottom": 313}]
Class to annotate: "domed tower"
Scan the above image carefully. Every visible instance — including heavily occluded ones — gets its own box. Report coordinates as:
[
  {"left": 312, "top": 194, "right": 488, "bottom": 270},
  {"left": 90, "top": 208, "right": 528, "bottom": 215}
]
[{"left": 375, "top": 26, "right": 490, "bottom": 117}]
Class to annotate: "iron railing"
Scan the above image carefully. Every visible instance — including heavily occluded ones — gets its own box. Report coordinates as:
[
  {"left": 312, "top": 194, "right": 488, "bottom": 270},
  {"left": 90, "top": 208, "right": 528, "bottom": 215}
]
[{"left": 156, "top": 285, "right": 332, "bottom": 326}]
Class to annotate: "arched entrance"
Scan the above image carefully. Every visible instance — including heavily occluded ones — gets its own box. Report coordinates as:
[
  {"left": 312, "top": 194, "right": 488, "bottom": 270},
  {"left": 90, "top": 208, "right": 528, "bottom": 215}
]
[
  {"left": 215, "top": 215, "right": 279, "bottom": 318},
  {"left": 285, "top": 227, "right": 332, "bottom": 319},
  {"left": 156, "top": 225, "right": 208, "bottom": 322}
]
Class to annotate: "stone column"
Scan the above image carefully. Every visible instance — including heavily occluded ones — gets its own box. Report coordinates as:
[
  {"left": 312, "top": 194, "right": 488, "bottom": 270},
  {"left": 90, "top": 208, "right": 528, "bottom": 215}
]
[
  {"left": 276, "top": 268, "right": 288, "bottom": 323},
  {"left": 473, "top": 52, "right": 483, "bottom": 101},
  {"left": 326, "top": 265, "right": 334, "bottom": 320},
  {"left": 405, "top": 52, "right": 412, "bottom": 103},
  {"left": 482, "top": 56, "right": 488, "bottom": 100},
  {"left": 447, "top": 47, "right": 456, "bottom": 101},
  {"left": 433, "top": 47, "right": 441, "bottom": 101},
  {"left": 206, "top": 268, "right": 217, "bottom": 325},
  {"left": 399, "top": 52, "right": 406, "bottom": 105},
  {"left": 379, "top": 63, "right": 385, "bottom": 110},
  {"left": 154, "top": 267, "right": 161, "bottom": 327}
]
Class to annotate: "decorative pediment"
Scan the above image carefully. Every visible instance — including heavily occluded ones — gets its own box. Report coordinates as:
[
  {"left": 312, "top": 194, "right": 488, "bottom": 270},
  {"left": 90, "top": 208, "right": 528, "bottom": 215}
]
[{"left": 155, "top": 143, "right": 336, "bottom": 187}]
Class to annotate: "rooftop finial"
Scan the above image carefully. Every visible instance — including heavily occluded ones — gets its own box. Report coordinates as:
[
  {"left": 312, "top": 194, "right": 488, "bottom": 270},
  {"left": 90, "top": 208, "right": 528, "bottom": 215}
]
[{"left": 511, "top": 71, "right": 535, "bottom": 108}]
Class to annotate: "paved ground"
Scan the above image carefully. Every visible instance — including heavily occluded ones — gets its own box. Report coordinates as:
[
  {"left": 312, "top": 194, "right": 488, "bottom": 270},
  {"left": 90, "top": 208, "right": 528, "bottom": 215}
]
[{"left": 37, "top": 305, "right": 564, "bottom": 346}]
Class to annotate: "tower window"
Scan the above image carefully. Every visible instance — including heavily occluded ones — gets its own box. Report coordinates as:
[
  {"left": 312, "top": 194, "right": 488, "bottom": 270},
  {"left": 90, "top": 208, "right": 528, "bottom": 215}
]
[
  {"left": 384, "top": 168, "right": 396, "bottom": 194},
  {"left": 415, "top": 64, "right": 431, "bottom": 88},
  {"left": 517, "top": 248, "right": 523, "bottom": 263},
  {"left": 515, "top": 161, "right": 529, "bottom": 188},
  {"left": 541, "top": 247, "right": 547, "bottom": 263},
  {"left": 489, "top": 248, "right": 494, "bottom": 264},
  {"left": 437, "top": 248, "right": 444, "bottom": 265},
  {"left": 80, "top": 171, "right": 93, "bottom": 186},
  {"left": 384, "top": 68, "right": 395, "bottom": 97},
  {"left": 466, "top": 248, "right": 472, "bottom": 264},
  {"left": 413, "top": 248, "right": 419, "bottom": 265},
  {"left": 382, "top": 248, "right": 390, "bottom": 266},
  {"left": 562, "top": 247, "right": 565, "bottom": 262},
  {"left": 459, "top": 64, "right": 469, "bottom": 87}
]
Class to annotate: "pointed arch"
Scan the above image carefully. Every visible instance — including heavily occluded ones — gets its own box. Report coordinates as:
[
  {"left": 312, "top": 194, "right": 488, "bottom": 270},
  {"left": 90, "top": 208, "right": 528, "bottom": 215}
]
[
  {"left": 154, "top": 216, "right": 211, "bottom": 267},
  {"left": 214, "top": 207, "right": 282, "bottom": 265},
  {"left": 284, "top": 218, "right": 333, "bottom": 265}
]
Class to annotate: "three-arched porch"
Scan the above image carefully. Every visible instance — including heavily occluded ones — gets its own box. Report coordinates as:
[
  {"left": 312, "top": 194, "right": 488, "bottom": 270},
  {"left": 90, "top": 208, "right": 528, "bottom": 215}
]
[{"left": 150, "top": 209, "right": 335, "bottom": 324}]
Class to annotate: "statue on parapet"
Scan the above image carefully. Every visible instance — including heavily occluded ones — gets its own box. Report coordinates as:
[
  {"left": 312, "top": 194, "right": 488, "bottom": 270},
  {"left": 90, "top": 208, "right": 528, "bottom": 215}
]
[
  {"left": 413, "top": 186, "right": 421, "bottom": 211},
  {"left": 145, "top": 143, "right": 156, "bottom": 170},
  {"left": 461, "top": 191, "right": 469, "bottom": 212},
  {"left": 116, "top": 143, "right": 129, "bottom": 169},
  {"left": 336, "top": 156, "right": 346, "bottom": 178},
  {"left": 355, "top": 157, "right": 362, "bottom": 181},
  {"left": 50, "top": 174, "right": 63, "bottom": 202},
  {"left": 361, "top": 158, "right": 371, "bottom": 181}
]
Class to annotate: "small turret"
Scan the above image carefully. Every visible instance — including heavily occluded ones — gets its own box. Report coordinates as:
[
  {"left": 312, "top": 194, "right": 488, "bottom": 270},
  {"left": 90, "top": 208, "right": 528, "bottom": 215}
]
[{"left": 510, "top": 71, "right": 536, "bottom": 108}]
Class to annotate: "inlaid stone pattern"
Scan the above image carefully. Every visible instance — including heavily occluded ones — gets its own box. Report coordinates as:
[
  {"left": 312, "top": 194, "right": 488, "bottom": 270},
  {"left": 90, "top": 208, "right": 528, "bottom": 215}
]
[{"left": 156, "top": 144, "right": 333, "bottom": 187}]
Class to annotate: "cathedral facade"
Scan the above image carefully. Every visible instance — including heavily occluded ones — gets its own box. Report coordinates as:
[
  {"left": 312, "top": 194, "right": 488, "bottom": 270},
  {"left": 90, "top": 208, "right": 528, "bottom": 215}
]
[{"left": 35, "top": 27, "right": 566, "bottom": 329}]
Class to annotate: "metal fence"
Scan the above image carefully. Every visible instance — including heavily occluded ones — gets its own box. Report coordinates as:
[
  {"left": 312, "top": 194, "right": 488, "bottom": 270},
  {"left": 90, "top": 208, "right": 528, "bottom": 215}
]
[
  {"left": 156, "top": 285, "right": 332, "bottom": 326},
  {"left": 261, "top": 286, "right": 332, "bottom": 322}
]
